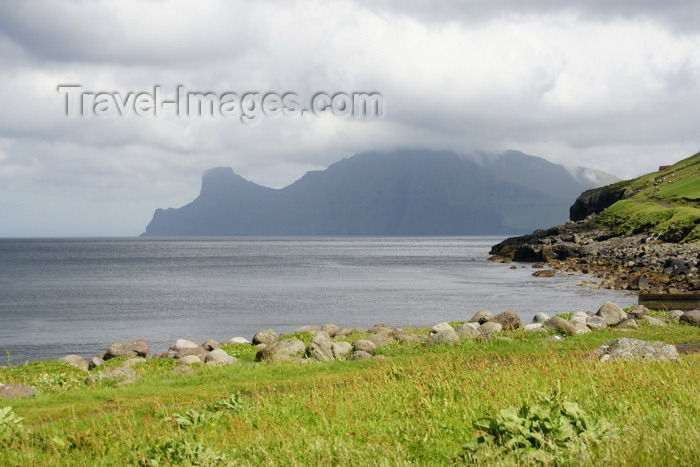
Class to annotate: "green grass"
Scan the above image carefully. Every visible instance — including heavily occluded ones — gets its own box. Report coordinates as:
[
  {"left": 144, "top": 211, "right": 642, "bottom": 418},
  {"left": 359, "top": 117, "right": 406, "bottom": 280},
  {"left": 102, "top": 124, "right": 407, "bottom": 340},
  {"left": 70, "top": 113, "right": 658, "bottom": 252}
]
[
  {"left": 1, "top": 324, "right": 699, "bottom": 465},
  {"left": 593, "top": 152, "right": 700, "bottom": 243}
]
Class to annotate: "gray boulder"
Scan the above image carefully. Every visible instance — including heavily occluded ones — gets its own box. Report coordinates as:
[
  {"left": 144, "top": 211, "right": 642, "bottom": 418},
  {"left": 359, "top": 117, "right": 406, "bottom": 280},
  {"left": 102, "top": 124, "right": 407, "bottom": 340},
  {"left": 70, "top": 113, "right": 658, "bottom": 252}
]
[
  {"left": 367, "top": 334, "right": 395, "bottom": 347},
  {"left": 391, "top": 329, "right": 424, "bottom": 344},
  {"left": 594, "top": 338, "right": 678, "bottom": 362},
  {"left": 469, "top": 310, "right": 493, "bottom": 325},
  {"left": 89, "top": 356, "right": 105, "bottom": 370},
  {"left": 429, "top": 328, "right": 460, "bottom": 345},
  {"left": 86, "top": 367, "right": 140, "bottom": 385},
  {"left": 350, "top": 350, "right": 373, "bottom": 360},
  {"left": 257, "top": 339, "right": 306, "bottom": 362},
  {"left": 586, "top": 315, "right": 607, "bottom": 331},
  {"left": 479, "top": 322, "right": 502, "bottom": 335},
  {"left": 204, "top": 349, "right": 237, "bottom": 365},
  {"left": 178, "top": 355, "right": 202, "bottom": 365},
  {"left": 105, "top": 340, "right": 150, "bottom": 359},
  {"left": 335, "top": 327, "right": 354, "bottom": 337},
  {"left": 616, "top": 319, "right": 638, "bottom": 329},
  {"left": 639, "top": 315, "right": 668, "bottom": 326},
  {"left": 332, "top": 341, "right": 353, "bottom": 360},
  {"left": 626, "top": 305, "right": 651, "bottom": 320},
  {"left": 171, "top": 339, "right": 199, "bottom": 351},
  {"left": 543, "top": 316, "right": 576, "bottom": 335},
  {"left": 680, "top": 309, "right": 700, "bottom": 327},
  {"left": 252, "top": 329, "right": 279, "bottom": 346},
  {"left": 0, "top": 383, "right": 36, "bottom": 399},
  {"left": 596, "top": 301, "right": 628, "bottom": 326},
  {"left": 523, "top": 323, "right": 543, "bottom": 332},
  {"left": 490, "top": 311, "right": 522, "bottom": 331},
  {"left": 309, "top": 334, "right": 335, "bottom": 361},
  {"left": 368, "top": 324, "right": 396, "bottom": 335},
  {"left": 224, "top": 337, "right": 250, "bottom": 345},
  {"left": 352, "top": 339, "right": 377, "bottom": 354},
  {"left": 121, "top": 357, "right": 147, "bottom": 368},
  {"left": 667, "top": 310, "right": 684, "bottom": 323},
  {"left": 431, "top": 322, "right": 453, "bottom": 333},
  {"left": 532, "top": 312, "right": 550, "bottom": 324},
  {"left": 295, "top": 325, "right": 321, "bottom": 333},
  {"left": 321, "top": 324, "right": 340, "bottom": 337},
  {"left": 455, "top": 323, "right": 480, "bottom": 339},
  {"left": 59, "top": 354, "right": 89, "bottom": 371},
  {"left": 202, "top": 339, "right": 220, "bottom": 351}
]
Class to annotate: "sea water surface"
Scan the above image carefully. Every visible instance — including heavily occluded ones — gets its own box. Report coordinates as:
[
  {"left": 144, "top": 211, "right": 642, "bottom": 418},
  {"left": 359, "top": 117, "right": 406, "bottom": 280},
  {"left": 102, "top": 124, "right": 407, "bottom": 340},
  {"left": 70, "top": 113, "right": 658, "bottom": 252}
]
[{"left": 0, "top": 237, "right": 636, "bottom": 363}]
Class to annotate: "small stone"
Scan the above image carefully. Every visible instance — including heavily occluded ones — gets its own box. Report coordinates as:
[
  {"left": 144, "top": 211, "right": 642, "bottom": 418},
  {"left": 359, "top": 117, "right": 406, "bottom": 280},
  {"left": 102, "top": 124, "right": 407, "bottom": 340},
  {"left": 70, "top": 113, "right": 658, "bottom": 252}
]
[{"left": 0, "top": 384, "right": 36, "bottom": 399}]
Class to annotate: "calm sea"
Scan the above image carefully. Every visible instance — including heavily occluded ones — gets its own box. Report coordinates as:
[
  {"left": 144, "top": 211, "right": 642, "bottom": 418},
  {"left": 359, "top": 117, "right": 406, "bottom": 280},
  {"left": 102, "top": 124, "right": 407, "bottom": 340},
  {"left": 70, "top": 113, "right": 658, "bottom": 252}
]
[{"left": 0, "top": 237, "right": 636, "bottom": 363}]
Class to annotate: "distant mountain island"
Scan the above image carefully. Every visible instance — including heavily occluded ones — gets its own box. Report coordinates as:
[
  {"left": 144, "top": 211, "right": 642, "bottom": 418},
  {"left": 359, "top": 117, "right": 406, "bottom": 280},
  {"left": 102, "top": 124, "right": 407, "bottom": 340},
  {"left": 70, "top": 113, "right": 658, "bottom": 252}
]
[{"left": 141, "top": 149, "right": 618, "bottom": 237}]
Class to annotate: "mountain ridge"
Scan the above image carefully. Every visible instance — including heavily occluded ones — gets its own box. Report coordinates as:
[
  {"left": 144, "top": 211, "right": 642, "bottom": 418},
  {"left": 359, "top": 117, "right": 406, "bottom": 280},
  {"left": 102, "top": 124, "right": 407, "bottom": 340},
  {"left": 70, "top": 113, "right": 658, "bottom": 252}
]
[{"left": 141, "top": 149, "right": 617, "bottom": 237}]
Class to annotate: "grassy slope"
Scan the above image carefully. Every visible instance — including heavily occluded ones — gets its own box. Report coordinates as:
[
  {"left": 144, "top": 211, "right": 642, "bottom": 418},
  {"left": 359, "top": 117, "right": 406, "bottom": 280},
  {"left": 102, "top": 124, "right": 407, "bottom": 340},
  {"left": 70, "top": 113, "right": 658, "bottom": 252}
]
[
  {"left": 594, "top": 152, "right": 700, "bottom": 242},
  {"left": 1, "top": 325, "right": 699, "bottom": 465}
]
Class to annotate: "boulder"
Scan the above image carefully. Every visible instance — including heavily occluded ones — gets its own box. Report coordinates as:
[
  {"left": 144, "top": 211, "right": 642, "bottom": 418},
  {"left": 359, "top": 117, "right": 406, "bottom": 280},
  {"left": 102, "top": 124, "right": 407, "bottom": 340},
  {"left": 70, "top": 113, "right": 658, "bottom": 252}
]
[
  {"left": 543, "top": 316, "right": 576, "bottom": 335},
  {"left": 105, "top": 340, "right": 150, "bottom": 359},
  {"left": 680, "top": 309, "right": 700, "bottom": 327},
  {"left": 390, "top": 329, "right": 423, "bottom": 344},
  {"left": 335, "top": 327, "right": 354, "bottom": 337},
  {"left": 532, "top": 312, "right": 550, "bottom": 324},
  {"left": 350, "top": 350, "right": 373, "bottom": 360},
  {"left": 469, "top": 310, "right": 493, "bottom": 325},
  {"left": 86, "top": 367, "right": 140, "bottom": 385},
  {"left": 321, "top": 324, "right": 340, "bottom": 337},
  {"left": 428, "top": 328, "right": 460, "bottom": 345},
  {"left": 173, "top": 365, "right": 197, "bottom": 376},
  {"left": 204, "top": 349, "right": 237, "bottom": 365},
  {"left": 523, "top": 323, "right": 543, "bottom": 332},
  {"left": 121, "top": 357, "right": 147, "bottom": 368},
  {"left": 256, "top": 339, "right": 306, "bottom": 362},
  {"left": 309, "top": 334, "right": 335, "bottom": 361},
  {"left": 430, "top": 322, "right": 453, "bottom": 333},
  {"left": 626, "top": 305, "right": 651, "bottom": 320},
  {"left": 368, "top": 324, "right": 396, "bottom": 335},
  {"left": 596, "top": 301, "right": 628, "bottom": 326},
  {"left": 352, "top": 339, "right": 377, "bottom": 354},
  {"left": 202, "top": 339, "right": 220, "bottom": 351},
  {"left": 490, "top": 311, "right": 522, "bottom": 331},
  {"left": 367, "top": 334, "right": 395, "bottom": 347},
  {"left": 479, "top": 322, "right": 502, "bottom": 335},
  {"left": 295, "top": 325, "right": 321, "bottom": 333},
  {"left": 252, "top": 329, "right": 279, "bottom": 346},
  {"left": 178, "top": 355, "right": 202, "bottom": 365},
  {"left": 0, "top": 383, "right": 36, "bottom": 399},
  {"left": 615, "top": 319, "right": 638, "bottom": 330},
  {"left": 455, "top": 323, "right": 480, "bottom": 339},
  {"left": 594, "top": 338, "right": 678, "bottom": 362},
  {"left": 586, "top": 315, "right": 607, "bottom": 331},
  {"left": 667, "top": 310, "right": 684, "bottom": 323},
  {"left": 171, "top": 339, "right": 199, "bottom": 351},
  {"left": 59, "top": 354, "right": 89, "bottom": 371},
  {"left": 639, "top": 315, "right": 668, "bottom": 326},
  {"left": 224, "top": 337, "right": 250, "bottom": 345},
  {"left": 331, "top": 341, "right": 353, "bottom": 360},
  {"left": 89, "top": 356, "right": 105, "bottom": 370}
]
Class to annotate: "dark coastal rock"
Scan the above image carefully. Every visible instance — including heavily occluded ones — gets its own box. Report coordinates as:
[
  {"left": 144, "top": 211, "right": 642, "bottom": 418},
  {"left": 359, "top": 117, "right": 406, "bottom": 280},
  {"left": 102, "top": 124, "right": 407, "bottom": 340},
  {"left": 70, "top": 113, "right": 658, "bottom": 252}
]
[
  {"left": 543, "top": 316, "right": 576, "bottom": 335},
  {"left": 596, "top": 301, "right": 628, "bottom": 326},
  {"left": 490, "top": 311, "right": 522, "bottom": 331},
  {"left": 0, "top": 383, "right": 36, "bottom": 399},
  {"left": 569, "top": 183, "right": 627, "bottom": 222},
  {"left": 59, "top": 354, "right": 90, "bottom": 371},
  {"left": 594, "top": 338, "right": 678, "bottom": 362},
  {"left": 469, "top": 310, "right": 493, "bottom": 325},
  {"left": 105, "top": 340, "right": 150, "bottom": 360},
  {"left": 680, "top": 309, "right": 700, "bottom": 327},
  {"left": 252, "top": 329, "right": 279, "bottom": 346},
  {"left": 352, "top": 339, "right": 377, "bottom": 354}
]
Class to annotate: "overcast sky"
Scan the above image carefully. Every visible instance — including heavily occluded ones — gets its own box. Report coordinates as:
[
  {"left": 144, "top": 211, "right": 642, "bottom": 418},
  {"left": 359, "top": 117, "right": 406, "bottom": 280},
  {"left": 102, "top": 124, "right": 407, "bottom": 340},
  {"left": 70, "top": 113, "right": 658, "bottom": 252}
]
[{"left": 1, "top": 1, "right": 699, "bottom": 236}]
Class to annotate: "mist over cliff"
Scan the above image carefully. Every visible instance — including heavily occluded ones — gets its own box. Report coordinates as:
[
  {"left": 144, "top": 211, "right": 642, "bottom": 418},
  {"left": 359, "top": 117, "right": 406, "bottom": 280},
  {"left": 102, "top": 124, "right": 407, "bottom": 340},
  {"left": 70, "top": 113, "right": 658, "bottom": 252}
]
[{"left": 142, "top": 149, "right": 616, "bottom": 237}]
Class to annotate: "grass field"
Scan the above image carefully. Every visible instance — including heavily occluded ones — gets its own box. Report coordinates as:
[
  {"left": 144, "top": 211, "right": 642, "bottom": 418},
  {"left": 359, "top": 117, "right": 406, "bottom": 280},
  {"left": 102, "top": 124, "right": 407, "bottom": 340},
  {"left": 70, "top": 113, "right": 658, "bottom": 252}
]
[{"left": 1, "top": 324, "right": 699, "bottom": 465}]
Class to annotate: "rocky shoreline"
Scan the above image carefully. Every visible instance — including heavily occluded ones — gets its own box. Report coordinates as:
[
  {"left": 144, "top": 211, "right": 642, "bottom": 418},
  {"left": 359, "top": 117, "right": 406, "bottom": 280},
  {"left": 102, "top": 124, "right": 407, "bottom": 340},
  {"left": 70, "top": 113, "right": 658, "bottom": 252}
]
[
  {"left": 2, "top": 301, "right": 699, "bottom": 398},
  {"left": 489, "top": 220, "right": 700, "bottom": 293}
]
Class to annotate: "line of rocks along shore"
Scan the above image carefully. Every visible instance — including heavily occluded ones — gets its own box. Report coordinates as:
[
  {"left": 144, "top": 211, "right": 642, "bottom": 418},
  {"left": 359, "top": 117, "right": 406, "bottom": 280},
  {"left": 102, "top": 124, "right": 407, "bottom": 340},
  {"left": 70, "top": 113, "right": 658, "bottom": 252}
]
[
  {"left": 488, "top": 221, "right": 700, "bottom": 293},
  {"left": 2, "top": 301, "right": 699, "bottom": 399}
]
